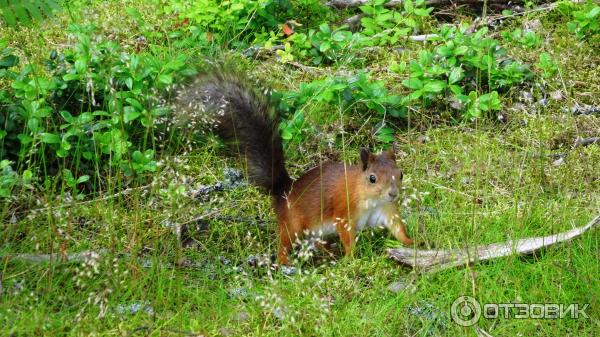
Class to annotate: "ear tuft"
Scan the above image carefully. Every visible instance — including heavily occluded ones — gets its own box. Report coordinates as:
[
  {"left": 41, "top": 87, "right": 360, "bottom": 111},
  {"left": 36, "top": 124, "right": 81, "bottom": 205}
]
[
  {"left": 386, "top": 146, "right": 396, "bottom": 161},
  {"left": 360, "top": 148, "right": 370, "bottom": 171}
]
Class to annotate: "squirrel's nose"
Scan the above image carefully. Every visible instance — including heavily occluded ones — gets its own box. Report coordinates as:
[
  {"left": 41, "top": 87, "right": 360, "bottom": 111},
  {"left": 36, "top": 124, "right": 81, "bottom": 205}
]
[{"left": 389, "top": 190, "right": 398, "bottom": 199}]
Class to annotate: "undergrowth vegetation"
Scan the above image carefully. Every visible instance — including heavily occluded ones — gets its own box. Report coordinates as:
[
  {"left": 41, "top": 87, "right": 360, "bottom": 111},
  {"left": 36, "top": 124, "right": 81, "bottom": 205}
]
[{"left": 0, "top": 0, "right": 598, "bottom": 336}]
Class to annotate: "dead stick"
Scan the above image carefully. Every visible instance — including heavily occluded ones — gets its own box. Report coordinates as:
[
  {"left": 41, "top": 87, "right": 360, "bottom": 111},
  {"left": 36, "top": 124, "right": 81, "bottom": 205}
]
[
  {"left": 574, "top": 137, "right": 600, "bottom": 147},
  {"left": 326, "top": 0, "right": 520, "bottom": 10},
  {"left": 388, "top": 213, "right": 600, "bottom": 272},
  {"left": 4, "top": 250, "right": 106, "bottom": 263},
  {"left": 343, "top": 13, "right": 364, "bottom": 27}
]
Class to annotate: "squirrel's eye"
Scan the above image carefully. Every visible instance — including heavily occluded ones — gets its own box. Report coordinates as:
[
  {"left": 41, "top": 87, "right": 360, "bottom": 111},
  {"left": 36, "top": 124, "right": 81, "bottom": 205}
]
[{"left": 369, "top": 174, "right": 377, "bottom": 183}]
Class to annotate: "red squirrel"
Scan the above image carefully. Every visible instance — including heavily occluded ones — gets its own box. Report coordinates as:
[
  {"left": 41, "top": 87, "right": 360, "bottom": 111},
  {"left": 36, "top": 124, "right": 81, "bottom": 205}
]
[{"left": 177, "top": 71, "right": 413, "bottom": 265}]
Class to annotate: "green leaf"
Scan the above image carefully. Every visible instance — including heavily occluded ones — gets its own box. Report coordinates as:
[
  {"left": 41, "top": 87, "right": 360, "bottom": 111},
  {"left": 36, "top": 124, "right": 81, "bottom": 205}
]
[
  {"left": 281, "top": 128, "right": 293, "bottom": 140},
  {"left": 0, "top": 0, "right": 61, "bottom": 27},
  {"left": 132, "top": 150, "right": 143, "bottom": 162},
  {"left": 78, "top": 112, "right": 93, "bottom": 124},
  {"left": 449, "top": 84, "right": 463, "bottom": 95},
  {"left": 376, "top": 127, "right": 395, "bottom": 143},
  {"left": 18, "top": 134, "right": 33, "bottom": 145},
  {"left": 157, "top": 73, "right": 172, "bottom": 85},
  {"left": 0, "top": 54, "right": 18, "bottom": 68},
  {"left": 454, "top": 45, "right": 469, "bottom": 55},
  {"left": 124, "top": 108, "right": 141, "bottom": 123},
  {"left": 125, "top": 98, "right": 143, "bottom": 110},
  {"left": 22, "top": 169, "right": 33, "bottom": 182},
  {"left": 586, "top": 6, "right": 600, "bottom": 19},
  {"left": 24, "top": 2, "right": 43, "bottom": 21},
  {"left": 60, "top": 110, "right": 75, "bottom": 123},
  {"left": 436, "top": 45, "right": 452, "bottom": 57},
  {"left": 74, "top": 58, "right": 87, "bottom": 73},
  {"left": 27, "top": 118, "right": 39, "bottom": 132},
  {"left": 76, "top": 175, "right": 90, "bottom": 184},
  {"left": 63, "top": 73, "right": 79, "bottom": 81},
  {"left": 414, "top": 8, "right": 431, "bottom": 17},
  {"left": 402, "top": 78, "right": 423, "bottom": 89},
  {"left": 230, "top": 2, "right": 244, "bottom": 11},
  {"left": 404, "top": 0, "right": 414, "bottom": 13},
  {"left": 40, "top": 132, "right": 60, "bottom": 144},
  {"left": 332, "top": 31, "right": 349, "bottom": 42},
  {"left": 319, "top": 23, "right": 331, "bottom": 34},
  {"left": 389, "top": 61, "right": 406, "bottom": 73},
  {"left": 423, "top": 80, "right": 446, "bottom": 93},
  {"left": 359, "top": 5, "right": 374, "bottom": 15},
  {"left": 448, "top": 67, "right": 463, "bottom": 84},
  {"left": 408, "top": 89, "right": 423, "bottom": 100},
  {"left": 319, "top": 41, "right": 331, "bottom": 52},
  {"left": 418, "top": 50, "right": 433, "bottom": 65}
]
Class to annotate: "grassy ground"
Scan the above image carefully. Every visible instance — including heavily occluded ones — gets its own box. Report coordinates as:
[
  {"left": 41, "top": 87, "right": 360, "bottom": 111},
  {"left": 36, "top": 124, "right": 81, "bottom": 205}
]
[{"left": 1, "top": 1, "right": 599, "bottom": 336}]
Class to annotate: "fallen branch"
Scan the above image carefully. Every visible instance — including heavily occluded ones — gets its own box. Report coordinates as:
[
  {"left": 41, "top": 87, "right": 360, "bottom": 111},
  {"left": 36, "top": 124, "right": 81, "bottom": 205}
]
[
  {"left": 326, "top": 0, "right": 519, "bottom": 10},
  {"left": 287, "top": 61, "right": 319, "bottom": 74},
  {"left": 342, "top": 13, "right": 364, "bottom": 28},
  {"left": 4, "top": 250, "right": 106, "bottom": 264},
  {"left": 388, "top": 213, "right": 600, "bottom": 272},
  {"left": 4, "top": 248, "right": 221, "bottom": 271},
  {"left": 480, "top": 1, "right": 557, "bottom": 25},
  {"left": 574, "top": 137, "right": 600, "bottom": 147},
  {"left": 242, "top": 45, "right": 285, "bottom": 59}
]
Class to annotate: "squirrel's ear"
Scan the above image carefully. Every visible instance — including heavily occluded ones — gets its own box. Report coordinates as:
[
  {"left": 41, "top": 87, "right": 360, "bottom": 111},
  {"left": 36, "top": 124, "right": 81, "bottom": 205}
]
[
  {"left": 360, "top": 148, "right": 373, "bottom": 171},
  {"left": 386, "top": 144, "right": 396, "bottom": 161}
]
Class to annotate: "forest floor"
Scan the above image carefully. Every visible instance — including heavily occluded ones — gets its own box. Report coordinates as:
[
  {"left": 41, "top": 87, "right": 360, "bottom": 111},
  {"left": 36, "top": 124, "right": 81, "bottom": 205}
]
[{"left": 1, "top": 0, "right": 599, "bottom": 336}]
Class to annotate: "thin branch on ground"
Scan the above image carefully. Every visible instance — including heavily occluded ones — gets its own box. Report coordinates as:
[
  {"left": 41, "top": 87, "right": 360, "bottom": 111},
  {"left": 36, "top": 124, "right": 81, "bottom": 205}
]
[
  {"left": 388, "top": 213, "right": 600, "bottom": 272},
  {"left": 326, "top": 0, "right": 520, "bottom": 10},
  {"left": 4, "top": 250, "right": 107, "bottom": 264},
  {"left": 574, "top": 137, "right": 600, "bottom": 147}
]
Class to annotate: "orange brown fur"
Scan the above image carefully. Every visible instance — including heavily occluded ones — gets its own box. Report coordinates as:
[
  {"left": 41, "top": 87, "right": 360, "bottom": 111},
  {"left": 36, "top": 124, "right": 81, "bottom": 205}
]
[{"left": 274, "top": 149, "right": 413, "bottom": 264}]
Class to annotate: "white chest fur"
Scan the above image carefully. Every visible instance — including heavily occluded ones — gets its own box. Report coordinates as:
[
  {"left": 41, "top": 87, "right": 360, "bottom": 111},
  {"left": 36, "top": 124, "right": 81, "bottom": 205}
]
[
  {"left": 356, "top": 204, "right": 393, "bottom": 231},
  {"left": 309, "top": 202, "right": 394, "bottom": 239}
]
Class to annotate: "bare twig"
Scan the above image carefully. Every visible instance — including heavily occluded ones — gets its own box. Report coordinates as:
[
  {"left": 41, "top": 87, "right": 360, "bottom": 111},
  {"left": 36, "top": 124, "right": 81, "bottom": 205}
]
[
  {"left": 129, "top": 326, "right": 200, "bottom": 337},
  {"left": 342, "top": 13, "right": 364, "bottom": 28},
  {"left": 474, "top": 1, "right": 587, "bottom": 28},
  {"left": 287, "top": 61, "right": 319, "bottom": 74},
  {"left": 388, "top": 213, "right": 600, "bottom": 272},
  {"left": 574, "top": 137, "right": 600, "bottom": 147},
  {"left": 326, "top": 0, "right": 520, "bottom": 10},
  {"left": 408, "top": 33, "right": 438, "bottom": 41},
  {"left": 4, "top": 250, "right": 106, "bottom": 264},
  {"left": 242, "top": 45, "right": 285, "bottom": 59}
]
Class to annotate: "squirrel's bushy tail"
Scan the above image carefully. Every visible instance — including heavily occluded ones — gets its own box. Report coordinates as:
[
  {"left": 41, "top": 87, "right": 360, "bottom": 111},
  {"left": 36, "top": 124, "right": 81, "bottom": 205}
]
[{"left": 176, "top": 71, "right": 291, "bottom": 196}]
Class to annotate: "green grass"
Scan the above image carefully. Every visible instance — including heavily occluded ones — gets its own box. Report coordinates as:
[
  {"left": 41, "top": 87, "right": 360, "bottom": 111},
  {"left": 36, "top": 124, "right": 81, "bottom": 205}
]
[{"left": 1, "top": 0, "right": 599, "bottom": 336}]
